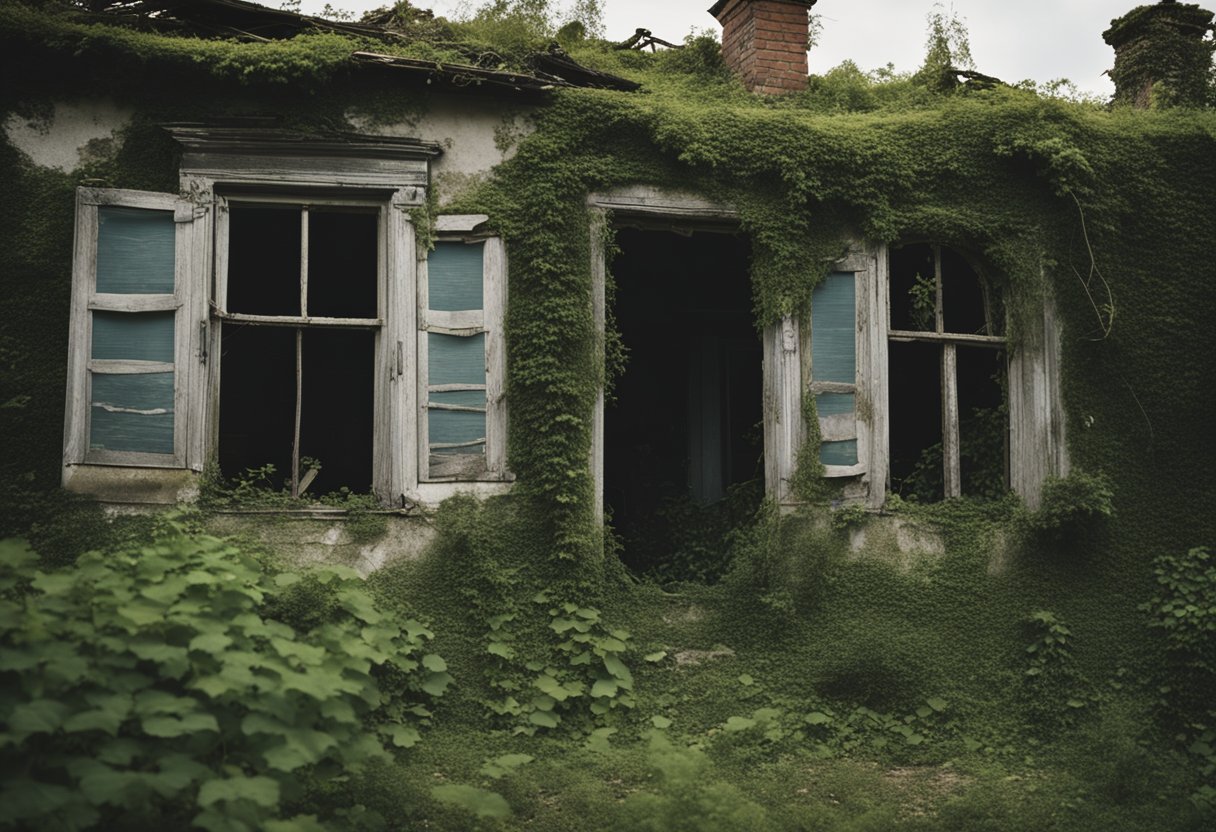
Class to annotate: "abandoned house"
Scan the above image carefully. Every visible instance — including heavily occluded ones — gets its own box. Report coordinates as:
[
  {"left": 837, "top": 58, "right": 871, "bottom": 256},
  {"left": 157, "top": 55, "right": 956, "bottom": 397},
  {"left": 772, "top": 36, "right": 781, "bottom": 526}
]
[{"left": 1, "top": 0, "right": 1213, "bottom": 576}]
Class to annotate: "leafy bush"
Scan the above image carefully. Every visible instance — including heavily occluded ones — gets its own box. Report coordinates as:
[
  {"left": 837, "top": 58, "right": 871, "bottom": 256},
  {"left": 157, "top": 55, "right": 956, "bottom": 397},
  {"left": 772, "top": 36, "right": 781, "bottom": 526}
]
[
  {"left": 1020, "top": 610, "right": 1088, "bottom": 733},
  {"left": 1023, "top": 471, "right": 1115, "bottom": 540},
  {"left": 1142, "top": 546, "right": 1216, "bottom": 808},
  {"left": 614, "top": 734, "right": 773, "bottom": 832},
  {"left": 0, "top": 529, "right": 449, "bottom": 830}
]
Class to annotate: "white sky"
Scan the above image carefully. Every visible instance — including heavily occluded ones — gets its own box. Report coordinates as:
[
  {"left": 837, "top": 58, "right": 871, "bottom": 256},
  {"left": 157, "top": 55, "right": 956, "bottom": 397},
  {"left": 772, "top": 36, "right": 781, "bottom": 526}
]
[{"left": 297, "top": 0, "right": 1145, "bottom": 97}]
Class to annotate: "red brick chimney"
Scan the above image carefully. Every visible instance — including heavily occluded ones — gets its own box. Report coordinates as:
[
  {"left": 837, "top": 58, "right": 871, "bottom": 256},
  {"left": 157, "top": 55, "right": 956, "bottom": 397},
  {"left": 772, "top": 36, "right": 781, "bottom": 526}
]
[{"left": 709, "top": 0, "right": 816, "bottom": 94}]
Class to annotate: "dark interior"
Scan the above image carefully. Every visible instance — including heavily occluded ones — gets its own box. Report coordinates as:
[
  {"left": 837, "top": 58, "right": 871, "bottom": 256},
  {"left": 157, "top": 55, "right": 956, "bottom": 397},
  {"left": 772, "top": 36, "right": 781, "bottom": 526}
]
[
  {"left": 226, "top": 203, "right": 301, "bottom": 316},
  {"left": 888, "top": 339, "right": 944, "bottom": 501},
  {"left": 219, "top": 202, "right": 378, "bottom": 495},
  {"left": 219, "top": 327, "right": 375, "bottom": 495},
  {"left": 888, "top": 243, "right": 1007, "bottom": 501},
  {"left": 605, "top": 228, "right": 761, "bottom": 575}
]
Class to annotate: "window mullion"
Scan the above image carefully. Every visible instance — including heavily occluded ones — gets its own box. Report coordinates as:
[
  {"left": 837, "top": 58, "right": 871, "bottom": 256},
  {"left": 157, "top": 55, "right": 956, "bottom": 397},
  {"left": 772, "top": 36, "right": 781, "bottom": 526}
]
[
  {"left": 292, "top": 327, "right": 303, "bottom": 498},
  {"left": 941, "top": 342, "right": 961, "bottom": 498}
]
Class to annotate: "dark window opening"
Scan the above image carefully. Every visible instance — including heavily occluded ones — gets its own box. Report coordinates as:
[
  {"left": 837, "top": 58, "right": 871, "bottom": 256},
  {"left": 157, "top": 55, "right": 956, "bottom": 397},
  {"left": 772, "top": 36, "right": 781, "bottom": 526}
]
[
  {"left": 889, "top": 340, "right": 944, "bottom": 501},
  {"left": 218, "top": 200, "right": 380, "bottom": 499},
  {"left": 888, "top": 243, "right": 1007, "bottom": 501},
  {"left": 218, "top": 328, "right": 375, "bottom": 496},
  {"left": 605, "top": 228, "right": 762, "bottom": 580}
]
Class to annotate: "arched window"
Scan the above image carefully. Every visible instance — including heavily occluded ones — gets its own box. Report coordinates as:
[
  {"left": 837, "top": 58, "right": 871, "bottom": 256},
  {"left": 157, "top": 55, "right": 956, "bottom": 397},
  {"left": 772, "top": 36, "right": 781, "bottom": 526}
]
[{"left": 887, "top": 244, "right": 1007, "bottom": 501}]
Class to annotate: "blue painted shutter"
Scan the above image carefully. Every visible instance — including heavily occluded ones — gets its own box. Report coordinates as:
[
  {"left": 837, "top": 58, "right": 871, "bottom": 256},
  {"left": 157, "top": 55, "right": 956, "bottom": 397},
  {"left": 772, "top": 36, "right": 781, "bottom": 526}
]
[
  {"left": 425, "top": 242, "right": 488, "bottom": 477},
  {"left": 86, "top": 201, "right": 181, "bottom": 459},
  {"left": 810, "top": 272, "right": 861, "bottom": 470}
]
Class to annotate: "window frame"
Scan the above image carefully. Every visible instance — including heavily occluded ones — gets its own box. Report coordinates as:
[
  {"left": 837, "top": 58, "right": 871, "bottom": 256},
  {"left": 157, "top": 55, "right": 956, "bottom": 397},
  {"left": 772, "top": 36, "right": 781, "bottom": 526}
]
[
  {"left": 885, "top": 243, "right": 1008, "bottom": 500},
  {"left": 211, "top": 194, "right": 389, "bottom": 498}
]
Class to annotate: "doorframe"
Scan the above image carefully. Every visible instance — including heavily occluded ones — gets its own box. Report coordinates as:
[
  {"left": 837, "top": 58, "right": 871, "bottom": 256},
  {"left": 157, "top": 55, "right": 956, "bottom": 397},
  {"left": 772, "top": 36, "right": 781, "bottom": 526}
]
[{"left": 586, "top": 186, "right": 746, "bottom": 525}]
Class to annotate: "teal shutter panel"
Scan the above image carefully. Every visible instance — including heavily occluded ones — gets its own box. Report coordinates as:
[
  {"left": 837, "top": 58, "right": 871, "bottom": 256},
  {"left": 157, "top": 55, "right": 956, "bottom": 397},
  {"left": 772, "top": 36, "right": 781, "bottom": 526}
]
[
  {"left": 96, "top": 207, "right": 175, "bottom": 294},
  {"left": 810, "top": 273, "right": 856, "bottom": 383},
  {"left": 91, "top": 311, "right": 175, "bottom": 362},
  {"left": 428, "top": 242, "right": 485, "bottom": 311},
  {"left": 811, "top": 272, "right": 861, "bottom": 470},
  {"left": 428, "top": 332, "right": 487, "bottom": 385},
  {"left": 88, "top": 201, "right": 179, "bottom": 458},
  {"left": 425, "top": 240, "right": 489, "bottom": 476},
  {"left": 89, "top": 372, "right": 175, "bottom": 454}
]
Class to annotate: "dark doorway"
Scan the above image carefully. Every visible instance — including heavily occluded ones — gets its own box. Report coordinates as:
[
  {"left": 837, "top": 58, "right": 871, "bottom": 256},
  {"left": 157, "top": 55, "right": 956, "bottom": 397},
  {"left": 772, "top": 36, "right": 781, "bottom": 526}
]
[{"left": 605, "top": 228, "right": 762, "bottom": 579}]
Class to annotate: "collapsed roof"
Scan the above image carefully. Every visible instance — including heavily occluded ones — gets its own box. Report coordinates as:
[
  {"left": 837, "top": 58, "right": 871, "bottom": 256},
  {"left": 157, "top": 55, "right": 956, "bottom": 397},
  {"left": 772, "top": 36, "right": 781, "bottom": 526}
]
[{"left": 64, "top": 0, "right": 641, "bottom": 93}]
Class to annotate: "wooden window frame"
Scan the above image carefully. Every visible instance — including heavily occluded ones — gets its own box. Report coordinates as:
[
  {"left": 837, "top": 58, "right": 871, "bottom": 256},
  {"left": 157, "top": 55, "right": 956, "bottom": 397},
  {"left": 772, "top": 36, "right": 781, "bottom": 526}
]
[
  {"left": 212, "top": 195, "right": 387, "bottom": 498},
  {"left": 885, "top": 243, "right": 1008, "bottom": 501},
  {"left": 416, "top": 215, "right": 510, "bottom": 484}
]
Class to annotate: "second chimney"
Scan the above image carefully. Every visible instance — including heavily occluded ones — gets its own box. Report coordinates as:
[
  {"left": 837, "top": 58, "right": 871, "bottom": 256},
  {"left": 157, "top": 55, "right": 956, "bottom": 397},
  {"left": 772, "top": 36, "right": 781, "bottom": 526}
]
[{"left": 709, "top": 0, "right": 816, "bottom": 94}]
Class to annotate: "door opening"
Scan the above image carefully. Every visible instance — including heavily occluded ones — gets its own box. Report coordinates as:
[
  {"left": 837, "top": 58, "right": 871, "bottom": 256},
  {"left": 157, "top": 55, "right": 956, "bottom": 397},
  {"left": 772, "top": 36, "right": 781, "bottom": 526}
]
[{"left": 605, "top": 228, "right": 762, "bottom": 580}]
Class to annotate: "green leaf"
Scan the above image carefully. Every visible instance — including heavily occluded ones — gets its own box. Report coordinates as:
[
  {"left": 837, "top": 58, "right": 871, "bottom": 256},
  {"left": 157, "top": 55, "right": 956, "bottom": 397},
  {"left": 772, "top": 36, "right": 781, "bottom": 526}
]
[
  {"left": 117, "top": 600, "right": 167, "bottom": 627},
  {"left": 602, "top": 653, "right": 633, "bottom": 686},
  {"left": 189, "top": 632, "right": 234, "bottom": 654},
  {"left": 585, "top": 727, "right": 616, "bottom": 752},
  {"left": 643, "top": 651, "right": 668, "bottom": 663},
  {"left": 9, "top": 699, "right": 69, "bottom": 734},
  {"left": 480, "top": 753, "right": 534, "bottom": 779},
  {"left": 197, "top": 775, "right": 281, "bottom": 809},
  {"left": 535, "top": 674, "right": 571, "bottom": 702},
  {"left": 805, "top": 711, "right": 831, "bottom": 725},
  {"left": 64, "top": 694, "right": 132, "bottom": 736},
  {"left": 134, "top": 690, "right": 199, "bottom": 717},
  {"left": 926, "top": 696, "right": 949, "bottom": 712},
  {"left": 431, "top": 784, "right": 511, "bottom": 819},
  {"left": 383, "top": 724, "right": 421, "bottom": 749},
  {"left": 421, "top": 653, "right": 447, "bottom": 672},
  {"left": 421, "top": 671, "right": 453, "bottom": 697},
  {"left": 31, "top": 571, "right": 76, "bottom": 595},
  {"left": 590, "top": 677, "right": 618, "bottom": 698},
  {"left": 487, "top": 641, "right": 515, "bottom": 659},
  {"left": 142, "top": 712, "right": 219, "bottom": 738},
  {"left": 651, "top": 715, "right": 672, "bottom": 729},
  {"left": 528, "top": 710, "right": 559, "bottom": 729},
  {"left": 262, "top": 729, "right": 338, "bottom": 771},
  {"left": 724, "top": 716, "right": 756, "bottom": 732},
  {"left": 738, "top": 673, "right": 755, "bottom": 686}
]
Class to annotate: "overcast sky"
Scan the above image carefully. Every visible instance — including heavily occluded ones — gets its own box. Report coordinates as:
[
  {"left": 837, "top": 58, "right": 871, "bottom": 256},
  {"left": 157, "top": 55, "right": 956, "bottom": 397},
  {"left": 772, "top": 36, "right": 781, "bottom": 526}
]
[{"left": 297, "top": 0, "right": 1146, "bottom": 97}]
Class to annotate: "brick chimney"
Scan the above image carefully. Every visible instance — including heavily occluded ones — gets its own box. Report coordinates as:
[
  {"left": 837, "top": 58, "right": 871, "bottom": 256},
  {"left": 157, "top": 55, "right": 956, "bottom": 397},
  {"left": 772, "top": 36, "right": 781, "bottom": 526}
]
[
  {"left": 1103, "top": 1, "right": 1215, "bottom": 107},
  {"left": 709, "top": 0, "right": 816, "bottom": 94}
]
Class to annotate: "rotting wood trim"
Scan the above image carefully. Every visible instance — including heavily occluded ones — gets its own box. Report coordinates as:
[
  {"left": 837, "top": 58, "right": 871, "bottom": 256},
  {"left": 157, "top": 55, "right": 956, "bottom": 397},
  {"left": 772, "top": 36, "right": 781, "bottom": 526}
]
[
  {"left": 888, "top": 329, "right": 1006, "bottom": 347},
  {"left": 89, "top": 295, "right": 179, "bottom": 313},
  {"left": 87, "top": 360, "right": 175, "bottom": 375},
  {"left": 210, "top": 308, "right": 383, "bottom": 329}
]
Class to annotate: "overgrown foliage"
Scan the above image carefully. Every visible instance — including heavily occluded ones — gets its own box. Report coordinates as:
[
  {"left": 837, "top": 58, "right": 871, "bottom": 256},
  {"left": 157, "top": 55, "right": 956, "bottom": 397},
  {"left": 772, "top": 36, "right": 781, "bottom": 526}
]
[{"left": 0, "top": 526, "right": 448, "bottom": 830}]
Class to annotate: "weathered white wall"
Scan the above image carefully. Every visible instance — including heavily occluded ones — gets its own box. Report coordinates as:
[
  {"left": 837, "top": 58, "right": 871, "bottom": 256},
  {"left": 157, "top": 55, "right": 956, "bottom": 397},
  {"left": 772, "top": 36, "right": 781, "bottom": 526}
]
[
  {"left": 3, "top": 100, "right": 134, "bottom": 171},
  {"left": 347, "top": 95, "right": 534, "bottom": 205}
]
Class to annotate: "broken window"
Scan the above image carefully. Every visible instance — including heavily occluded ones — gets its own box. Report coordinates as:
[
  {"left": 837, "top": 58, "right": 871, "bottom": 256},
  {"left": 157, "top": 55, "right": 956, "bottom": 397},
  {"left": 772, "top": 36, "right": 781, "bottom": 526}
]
[
  {"left": 888, "top": 244, "right": 1007, "bottom": 501},
  {"left": 62, "top": 130, "right": 512, "bottom": 505},
  {"left": 215, "top": 199, "right": 380, "bottom": 496}
]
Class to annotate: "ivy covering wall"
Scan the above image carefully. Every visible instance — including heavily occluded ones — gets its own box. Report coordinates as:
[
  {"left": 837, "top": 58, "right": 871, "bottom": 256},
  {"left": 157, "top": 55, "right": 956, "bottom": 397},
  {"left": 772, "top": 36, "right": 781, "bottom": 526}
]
[{"left": 2, "top": 2, "right": 1216, "bottom": 826}]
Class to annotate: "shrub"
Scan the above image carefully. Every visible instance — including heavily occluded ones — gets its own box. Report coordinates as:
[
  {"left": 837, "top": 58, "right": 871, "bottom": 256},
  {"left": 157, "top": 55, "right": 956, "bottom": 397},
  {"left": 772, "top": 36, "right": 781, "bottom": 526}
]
[
  {"left": 0, "top": 529, "right": 449, "bottom": 830},
  {"left": 1023, "top": 471, "right": 1115, "bottom": 540}
]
